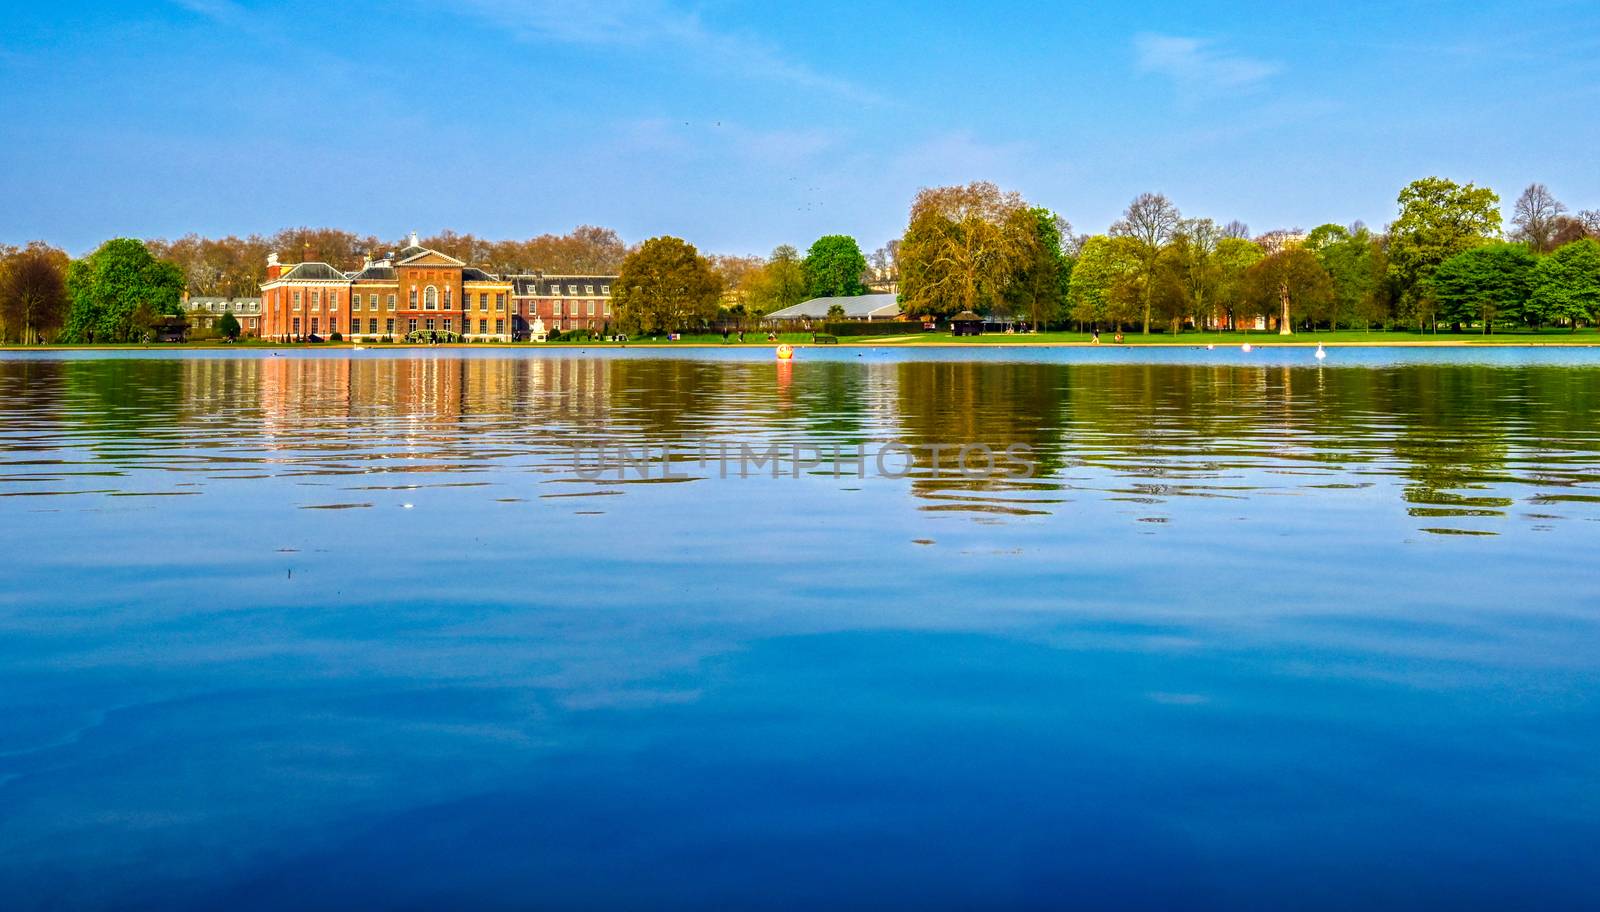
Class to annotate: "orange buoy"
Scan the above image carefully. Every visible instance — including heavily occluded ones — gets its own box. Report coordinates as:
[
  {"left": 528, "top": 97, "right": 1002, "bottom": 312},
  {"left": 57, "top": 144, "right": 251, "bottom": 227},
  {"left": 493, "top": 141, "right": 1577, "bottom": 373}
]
[{"left": 776, "top": 344, "right": 794, "bottom": 360}]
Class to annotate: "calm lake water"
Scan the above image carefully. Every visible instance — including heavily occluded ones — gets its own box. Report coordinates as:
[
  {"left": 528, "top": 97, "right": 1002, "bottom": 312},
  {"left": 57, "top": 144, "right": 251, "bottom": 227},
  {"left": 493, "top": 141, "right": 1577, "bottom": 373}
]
[{"left": 1, "top": 346, "right": 1598, "bottom": 910}]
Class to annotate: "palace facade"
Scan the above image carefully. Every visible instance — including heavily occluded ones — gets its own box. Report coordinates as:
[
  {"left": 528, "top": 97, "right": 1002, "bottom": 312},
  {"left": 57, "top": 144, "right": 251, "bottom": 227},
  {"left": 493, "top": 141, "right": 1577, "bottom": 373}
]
[{"left": 258, "top": 233, "right": 616, "bottom": 342}]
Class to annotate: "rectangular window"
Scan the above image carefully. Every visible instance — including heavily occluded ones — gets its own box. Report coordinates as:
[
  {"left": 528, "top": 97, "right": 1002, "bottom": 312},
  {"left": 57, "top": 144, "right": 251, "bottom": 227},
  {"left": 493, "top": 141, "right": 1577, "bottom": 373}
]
[
  {"left": 495, "top": 318, "right": 505, "bottom": 335},
  {"left": 292, "top": 317, "right": 301, "bottom": 334},
  {"left": 329, "top": 291, "right": 338, "bottom": 311},
  {"left": 495, "top": 293, "right": 505, "bottom": 311},
  {"left": 310, "top": 317, "right": 319, "bottom": 335},
  {"left": 603, "top": 301, "right": 612, "bottom": 316},
  {"left": 601, "top": 285, "right": 610, "bottom": 295},
  {"left": 352, "top": 298, "right": 362, "bottom": 312},
  {"left": 387, "top": 294, "right": 397, "bottom": 311},
  {"left": 443, "top": 318, "right": 453, "bottom": 334},
  {"left": 311, "top": 291, "right": 321, "bottom": 311},
  {"left": 425, "top": 318, "right": 436, "bottom": 332},
  {"left": 292, "top": 291, "right": 302, "bottom": 310},
  {"left": 407, "top": 318, "right": 417, "bottom": 334},
  {"left": 479, "top": 293, "right": 488, "bottom": 311},
  {"left": 409, "top": 289, "right": 418, "bottom": 308},
  {"left": 478, "top": 319, "right": 488, "bottom": 334},
  {"left": 444, "top": 288, "right": 452, "bottom": 309},
  {"left": 587, "top": 300, "right": 595, "bottom": 316},
  {"left": 568, "top": 285, "right": 578, "bottom": 295},
  {"left": 386, "top": 318, "right": 395, "bottom": 334},
  {"left": 585, "top": 285, "right": 594, "bottom": 294},
  {"left": 368, "top": 318, "right": 378, "bottom": 334}
]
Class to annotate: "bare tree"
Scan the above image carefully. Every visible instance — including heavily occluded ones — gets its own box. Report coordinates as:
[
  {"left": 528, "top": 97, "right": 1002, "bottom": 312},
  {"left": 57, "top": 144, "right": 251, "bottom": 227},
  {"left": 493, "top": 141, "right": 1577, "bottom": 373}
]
[
  {"left": 1581, "top": 210, "right": 1600, "bottom": 236},
  {"left": 1254, "top": 228, "right": 1304, "bottom": 256},
  {"left": 1221, "top": 220, "right": 1251, "bottom": 240},
  {"left": 1110, "top": 192, "right": 1182, "bottom": 333},
  {"left": 1510, "top": 183, "right": 1568, "bottom": 252}
]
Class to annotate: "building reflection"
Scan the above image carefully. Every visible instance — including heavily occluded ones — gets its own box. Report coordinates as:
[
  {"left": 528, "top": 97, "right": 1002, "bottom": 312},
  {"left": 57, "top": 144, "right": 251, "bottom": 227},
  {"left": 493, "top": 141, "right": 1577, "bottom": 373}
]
[{"left": 1, "top": 354, "right": 1596, "bottom": 534}]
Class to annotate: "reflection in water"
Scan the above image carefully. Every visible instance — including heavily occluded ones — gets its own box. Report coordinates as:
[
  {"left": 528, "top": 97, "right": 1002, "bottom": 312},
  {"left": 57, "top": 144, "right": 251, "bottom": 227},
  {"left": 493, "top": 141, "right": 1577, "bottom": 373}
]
[
  {"left": 2, "top": 350, "right": 1600, "bottom": 909},
  {"left": 3, "top": 353, "right": 1597, "bottom": 535}
]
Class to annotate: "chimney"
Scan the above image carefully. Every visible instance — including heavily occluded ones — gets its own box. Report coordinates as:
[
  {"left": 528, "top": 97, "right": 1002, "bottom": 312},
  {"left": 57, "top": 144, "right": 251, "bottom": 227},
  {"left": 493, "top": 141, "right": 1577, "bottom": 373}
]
[
  {"left": 265, "top": 252, "right": 282, "bottom": 281},
  {"left": 409, "top": 230, "right": 419, "bottom": 248}
]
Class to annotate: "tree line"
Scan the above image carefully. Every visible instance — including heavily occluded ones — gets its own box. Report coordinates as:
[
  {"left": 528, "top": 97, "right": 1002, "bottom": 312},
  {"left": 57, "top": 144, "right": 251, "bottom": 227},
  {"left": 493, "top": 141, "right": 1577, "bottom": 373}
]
[
  {"left": 894, "top": 178, "right": 1600, "bottom": 334},
  {"left": 5, "top": 179, "right": 1600, "bottom": 342}
]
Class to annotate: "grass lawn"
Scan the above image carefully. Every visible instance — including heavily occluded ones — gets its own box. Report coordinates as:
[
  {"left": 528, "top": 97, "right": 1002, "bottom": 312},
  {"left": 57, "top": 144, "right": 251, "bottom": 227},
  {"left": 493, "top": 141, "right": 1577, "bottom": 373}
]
[{"left": 824, "top": 328, "right": 1600, "bottom": 346}]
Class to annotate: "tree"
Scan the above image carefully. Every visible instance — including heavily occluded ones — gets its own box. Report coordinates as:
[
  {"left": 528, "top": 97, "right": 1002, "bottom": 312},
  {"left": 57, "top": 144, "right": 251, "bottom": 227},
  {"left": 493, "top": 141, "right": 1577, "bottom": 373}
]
[
  {"left": 1509, "top": 183, "right": 1567, "bottom": 253},
  {"left": 1221, "top": 220, "right": 1251, "bottom": 240},
  {"left": 1306, "top": 224, "right": 1387, "bottom": 329},
  {"left": 745, "top": 245, "right": 808, "bottom": 319},
  {"left": 1243, "top": 249, "right": 1334, "bottom": 334},
  {"left": 1529, "top": 238, "right": 1600, "bottom": 331},
  {"left": 147, "top": 233, "right": 273, "bottom": 297},
  {"left": 1549, "top": 216, "right": 1593, "bottom": 248},
  {"left": 710, "top": 254, "right": 765, "bottom": 314},
  {"left": 1109, "top": 192, "right": 1182, "bottom": 333},
  {"left": 269, "top": 227, "right": 383, "bottom": 272},
  {"left": 826, "top": 302, "right": 846, "bottom": 320},
  {"left": 867, "top": 241, "right": 900, "bottom": 286},
  {"left": 898, "top": 181, "right": 1030, "bottom": 318},
  {"left": 0, "top": 244, "right": 70, "bottom": 343},
  {"left": 1066, "top": 235, "right": 1142, "bottom": 330},
  {"left": 802, "top": 235, "right": 868, "bottom": 298},
  {"left": 612, "top": 236, "right": 722, "bottom": 334},
  {"left": 1432, "top": 243, "right": 1537, "bottom": 332},
  {"left": 217, "top": 311, "right": 242, "bottom": 341},
  {"left": 1004, "top": 208, "right": 1071, "bottom": 330},
  {"left": 1152, "top": 218, "right": 1221, "bottom": 332},
  {"left": 61, "top": 239, "right": 185, "bottom": 343},
  {"left": 1212, "top": 237, "right": 1265, "bottom": 329},
  {"left": 1386, "top": 177, "right": 1502, "bottom": 329}
]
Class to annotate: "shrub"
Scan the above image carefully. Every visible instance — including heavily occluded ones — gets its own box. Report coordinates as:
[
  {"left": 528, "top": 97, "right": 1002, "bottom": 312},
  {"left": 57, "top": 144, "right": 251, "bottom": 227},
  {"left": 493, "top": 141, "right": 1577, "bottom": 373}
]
[{"left": 822, "top": 321, "right": 922, "bottom": 337}]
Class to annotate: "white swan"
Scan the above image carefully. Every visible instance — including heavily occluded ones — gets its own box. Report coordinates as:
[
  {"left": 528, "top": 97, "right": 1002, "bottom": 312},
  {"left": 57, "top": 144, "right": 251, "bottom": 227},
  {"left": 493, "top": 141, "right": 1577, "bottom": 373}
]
[
  {"left": 1314, "top": 343, "right": 1326, "bottom": 361},
  {"left": 1241, "top": 343, "right": 1253, "bottom": 353}
]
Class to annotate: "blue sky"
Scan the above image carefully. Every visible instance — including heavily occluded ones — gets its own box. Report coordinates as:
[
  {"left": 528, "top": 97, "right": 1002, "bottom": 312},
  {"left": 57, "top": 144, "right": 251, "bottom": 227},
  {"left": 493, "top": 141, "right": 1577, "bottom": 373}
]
[{"left": 2, "top": 0, "right": 1598, "bottom": 256}]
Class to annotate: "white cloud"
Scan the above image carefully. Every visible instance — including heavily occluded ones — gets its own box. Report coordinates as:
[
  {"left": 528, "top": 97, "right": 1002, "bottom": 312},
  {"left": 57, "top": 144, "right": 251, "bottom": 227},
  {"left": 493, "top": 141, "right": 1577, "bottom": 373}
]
[
  {"left": 455, "top": 0, "right": 874, "bottom": 101},
  {"left": 170, "top": 0, "right": 244, "bottom": 21},
  {"left": 1134, "top": 33, "right": 1279, "bottom": 95}
]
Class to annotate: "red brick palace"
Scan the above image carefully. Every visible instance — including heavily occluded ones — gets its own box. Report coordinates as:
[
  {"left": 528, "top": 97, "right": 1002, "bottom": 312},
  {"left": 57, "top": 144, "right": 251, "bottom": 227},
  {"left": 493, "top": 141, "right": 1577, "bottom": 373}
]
[{"left": 258, "top": 233, "right": 616, "bottom": 342}]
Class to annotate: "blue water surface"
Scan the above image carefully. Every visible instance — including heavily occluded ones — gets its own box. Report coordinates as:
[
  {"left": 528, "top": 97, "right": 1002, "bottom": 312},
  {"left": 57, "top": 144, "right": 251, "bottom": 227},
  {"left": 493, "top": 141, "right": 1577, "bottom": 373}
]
[{"left": 0, "top": 347, "right": 1596, "bottom": 910}]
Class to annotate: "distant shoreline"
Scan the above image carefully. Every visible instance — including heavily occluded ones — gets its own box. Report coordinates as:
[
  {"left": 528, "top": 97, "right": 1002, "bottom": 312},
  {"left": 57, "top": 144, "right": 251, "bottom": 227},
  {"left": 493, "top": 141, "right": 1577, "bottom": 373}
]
[{"left": 7, "top": 337, "right": 1600, "bottom": 352}]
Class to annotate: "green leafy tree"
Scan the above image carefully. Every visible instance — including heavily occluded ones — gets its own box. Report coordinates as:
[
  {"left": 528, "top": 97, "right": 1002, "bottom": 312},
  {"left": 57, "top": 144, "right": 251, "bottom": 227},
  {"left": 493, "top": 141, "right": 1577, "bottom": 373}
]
[
  {"left": 613, "top": 236, "right": 723, "bottom": 334},
  {"left": 1243, "top": 248, "right": 1334, "bottom": 334},
  {"left": 1067, "top": 235, "right": 1143, "bottom": 330},
  {"left": 1529, "top": 238, "right": 1600, "bottom": 331},
  {"left": 1004, "top": 208, "right": 1071, "bottom": 330},
  {"left": 802, "top": 235, "right": 868, "bottom": 298},
  {"left": 826, "top": 302, "right": 846, "bottom": 320},
  {"left": 1432, "top": 243, "right": 1537, "bottom": 332},
  {"left": 217, "top": 311, "right": 242, "bottom": 341},
  {"left": 1386, "top": 177, "right": 1502, "bottom": 329},
  {"left": 1149, "top": 219, "right": 1222, "bottom": 333},
  {"left": 62, "top": 239, "right": 185, "bottom": 343},
  {"left": 1306, "top": 224, "right": 1389, "bottom": 329},
  {"left": 1212, "top": 237, "right": 1265, "bottom": 329}
]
